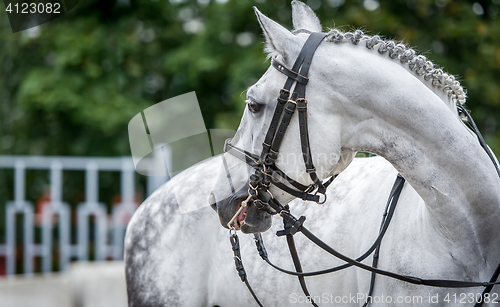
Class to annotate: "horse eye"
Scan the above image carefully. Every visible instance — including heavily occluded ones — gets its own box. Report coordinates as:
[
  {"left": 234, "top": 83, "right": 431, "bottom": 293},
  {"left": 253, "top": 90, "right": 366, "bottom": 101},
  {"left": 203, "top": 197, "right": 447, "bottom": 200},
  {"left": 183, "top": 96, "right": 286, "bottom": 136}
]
[{"left": 247, "top": 100, "right": 262, "bottom": 113}]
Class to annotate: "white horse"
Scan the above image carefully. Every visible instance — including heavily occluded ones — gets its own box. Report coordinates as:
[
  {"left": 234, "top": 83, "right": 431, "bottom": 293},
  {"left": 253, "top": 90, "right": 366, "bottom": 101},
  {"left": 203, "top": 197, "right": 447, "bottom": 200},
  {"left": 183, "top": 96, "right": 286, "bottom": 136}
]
[{"left": 209, "top": 1, "right": 500, "bottom": 306}]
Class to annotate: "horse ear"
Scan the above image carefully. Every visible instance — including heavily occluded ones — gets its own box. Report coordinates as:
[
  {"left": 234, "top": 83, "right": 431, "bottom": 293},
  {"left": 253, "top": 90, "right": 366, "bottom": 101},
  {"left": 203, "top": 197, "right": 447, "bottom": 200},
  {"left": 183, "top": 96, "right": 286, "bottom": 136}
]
[
  {"left": 291, "top": 0, "right": 322, "bottom": 32},
  {"left": 254, "top": 7, "right": 300, "bottom": 59}
]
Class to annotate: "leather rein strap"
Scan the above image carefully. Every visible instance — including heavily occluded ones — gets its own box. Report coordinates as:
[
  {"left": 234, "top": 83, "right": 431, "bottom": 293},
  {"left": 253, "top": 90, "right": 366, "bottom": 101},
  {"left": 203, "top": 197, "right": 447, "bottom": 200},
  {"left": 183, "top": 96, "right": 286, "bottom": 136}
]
[{"left": 231, "top": 171, "right": 500, "bottom": 307}]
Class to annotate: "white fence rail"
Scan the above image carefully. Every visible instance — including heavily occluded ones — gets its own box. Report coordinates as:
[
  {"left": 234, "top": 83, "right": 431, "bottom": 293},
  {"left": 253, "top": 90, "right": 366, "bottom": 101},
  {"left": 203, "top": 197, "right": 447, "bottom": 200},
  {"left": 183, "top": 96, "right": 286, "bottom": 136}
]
[{"left": 0, "top": 155, "right": 169, "bottom": 276}]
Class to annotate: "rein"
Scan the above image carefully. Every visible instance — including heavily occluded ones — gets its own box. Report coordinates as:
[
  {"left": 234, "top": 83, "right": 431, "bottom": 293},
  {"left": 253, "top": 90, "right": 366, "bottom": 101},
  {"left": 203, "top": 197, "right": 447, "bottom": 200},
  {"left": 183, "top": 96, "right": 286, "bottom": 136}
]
[{"left": 223, "top": 32, "right": 500, "bottom": 306}]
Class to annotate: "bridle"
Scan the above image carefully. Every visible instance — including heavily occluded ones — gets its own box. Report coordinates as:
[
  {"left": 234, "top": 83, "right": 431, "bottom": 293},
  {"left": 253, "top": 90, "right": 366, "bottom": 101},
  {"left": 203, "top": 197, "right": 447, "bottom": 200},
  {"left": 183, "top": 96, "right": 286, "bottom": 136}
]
[
  {"left": 224, "top": 32, "right": 333, "bottom": 225},
  {"left": 222, "top": 32, "right": 500, "bottom": 307}
]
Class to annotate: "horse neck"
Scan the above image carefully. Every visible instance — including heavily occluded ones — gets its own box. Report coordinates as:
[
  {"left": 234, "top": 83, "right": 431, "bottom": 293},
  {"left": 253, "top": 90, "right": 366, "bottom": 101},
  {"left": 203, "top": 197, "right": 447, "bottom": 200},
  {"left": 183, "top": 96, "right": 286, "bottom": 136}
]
[{"left": 318, "top": 46, "right": 500, "bottom": 257}]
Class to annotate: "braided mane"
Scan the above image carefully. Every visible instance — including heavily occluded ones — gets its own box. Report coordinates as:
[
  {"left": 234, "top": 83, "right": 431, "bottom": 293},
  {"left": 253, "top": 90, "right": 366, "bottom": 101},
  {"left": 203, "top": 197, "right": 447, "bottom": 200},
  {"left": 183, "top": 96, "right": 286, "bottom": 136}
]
[{"left": 323, "top": 29, "right": 466, "bottom": 106}]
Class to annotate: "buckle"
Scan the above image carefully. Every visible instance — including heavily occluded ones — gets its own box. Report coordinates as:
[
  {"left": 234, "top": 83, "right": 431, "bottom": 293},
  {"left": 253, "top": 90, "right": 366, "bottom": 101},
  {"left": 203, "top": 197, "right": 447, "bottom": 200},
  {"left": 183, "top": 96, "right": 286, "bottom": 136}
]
[
  {"left": 305, "top": 167, "right": 316, "bottom": 174},
  {"left": 279, "top": 89, "right": 290, "bottom": 97},
  {"left": 268, "top": 151, "right": 278, "bottom": 161},
  {"left": 285, "top": 100, "right": 297, "bottom": 112},
  {"left": 264, "top": 154, "right": 275, "bottom": 165},
  {"left": 223, "top": 138, "right": 232, "bottom": 153},
  {"left": 260, "top": 180, "right": 270, "bottom": 188},
  {"left": 297, "top": 98, "right": 307, "bottom": 110}
]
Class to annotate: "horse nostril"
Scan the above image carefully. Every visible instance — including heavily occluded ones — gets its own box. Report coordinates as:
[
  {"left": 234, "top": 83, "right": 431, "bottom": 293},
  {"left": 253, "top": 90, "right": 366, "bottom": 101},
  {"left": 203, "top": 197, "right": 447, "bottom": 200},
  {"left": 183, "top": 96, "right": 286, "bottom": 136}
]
[{"left": 209, "top": 193, "right": 217, "bottom": 211}]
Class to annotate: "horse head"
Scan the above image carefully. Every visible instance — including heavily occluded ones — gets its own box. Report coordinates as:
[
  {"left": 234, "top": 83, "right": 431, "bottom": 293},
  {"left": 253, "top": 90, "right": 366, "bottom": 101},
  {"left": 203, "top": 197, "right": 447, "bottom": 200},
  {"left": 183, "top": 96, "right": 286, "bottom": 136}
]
[{"left": 209, "top": 1, "right": 356, "bottom": 233}]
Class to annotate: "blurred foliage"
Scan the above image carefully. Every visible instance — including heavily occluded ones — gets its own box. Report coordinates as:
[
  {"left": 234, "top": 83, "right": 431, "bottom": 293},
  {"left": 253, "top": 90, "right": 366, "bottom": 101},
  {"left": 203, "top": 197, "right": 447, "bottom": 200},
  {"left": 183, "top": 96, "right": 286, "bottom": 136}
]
[{"left": 0, "top": 0, "right": 499, "bottom": 157}]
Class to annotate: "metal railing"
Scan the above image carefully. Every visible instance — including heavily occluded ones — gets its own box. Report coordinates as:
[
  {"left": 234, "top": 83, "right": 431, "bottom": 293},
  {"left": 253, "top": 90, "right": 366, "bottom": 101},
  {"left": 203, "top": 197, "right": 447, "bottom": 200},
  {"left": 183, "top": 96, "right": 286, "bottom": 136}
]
[{"left": 0, "top": 154, "right": 169, "bottom": 276}]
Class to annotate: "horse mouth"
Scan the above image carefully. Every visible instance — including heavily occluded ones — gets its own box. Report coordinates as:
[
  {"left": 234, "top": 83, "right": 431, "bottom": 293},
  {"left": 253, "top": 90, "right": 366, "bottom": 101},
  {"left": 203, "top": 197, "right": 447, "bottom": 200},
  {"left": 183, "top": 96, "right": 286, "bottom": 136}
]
[
  {"left": 233, "top": 203, "right": 249, "bottom": 230},
  {"left": 217, "top": 189, "right": 272, "bottom": 233}
]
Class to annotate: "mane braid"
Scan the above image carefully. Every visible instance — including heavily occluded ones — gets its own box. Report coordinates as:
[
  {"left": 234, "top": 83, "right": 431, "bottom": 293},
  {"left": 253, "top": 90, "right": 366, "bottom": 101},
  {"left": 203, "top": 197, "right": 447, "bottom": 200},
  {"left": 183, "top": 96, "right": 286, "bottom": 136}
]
[{"left": 324, "top": 29, "right": 466, "bottom": 106}]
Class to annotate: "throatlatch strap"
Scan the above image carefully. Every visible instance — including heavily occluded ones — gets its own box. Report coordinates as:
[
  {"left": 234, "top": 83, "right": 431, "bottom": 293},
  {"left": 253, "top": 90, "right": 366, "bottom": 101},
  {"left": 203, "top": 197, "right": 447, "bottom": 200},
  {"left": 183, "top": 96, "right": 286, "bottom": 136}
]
[
  {"left": 272, "top": 180, "right": 320, "bottom": 202},
  {"left": 297, "top": 98, "right": 326, "bottom": 194},
  {"left": 270, "top": 167, "right": 311, "bottom": 191}
]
